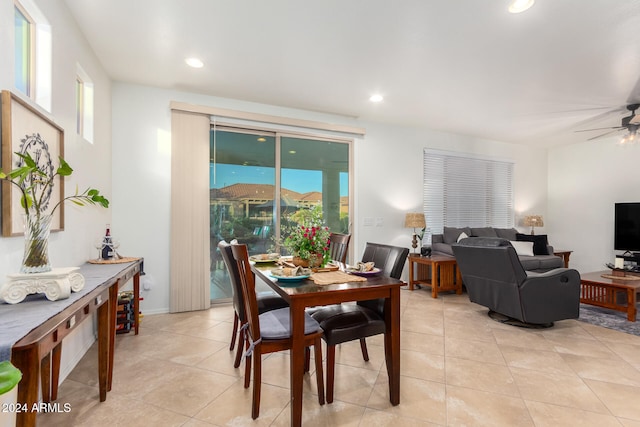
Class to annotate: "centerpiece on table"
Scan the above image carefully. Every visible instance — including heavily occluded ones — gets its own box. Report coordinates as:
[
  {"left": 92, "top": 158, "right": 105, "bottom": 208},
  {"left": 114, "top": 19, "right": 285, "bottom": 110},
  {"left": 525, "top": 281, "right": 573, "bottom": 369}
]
[
  {"left": 282, "top": 206, "right": 331, "bottom": 268},
  {"left": 1, "top": 152, "right": 109, "bottom": 272}
]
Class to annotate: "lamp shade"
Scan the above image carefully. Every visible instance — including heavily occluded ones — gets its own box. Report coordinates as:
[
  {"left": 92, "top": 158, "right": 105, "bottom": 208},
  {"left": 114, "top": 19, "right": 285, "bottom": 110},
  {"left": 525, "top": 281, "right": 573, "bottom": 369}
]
[
  {"left": 523, "top": 215, "right": 544, "bottom": 227},
  {"left": 404, "top": 213, "right": 426, "bottom": 229}
]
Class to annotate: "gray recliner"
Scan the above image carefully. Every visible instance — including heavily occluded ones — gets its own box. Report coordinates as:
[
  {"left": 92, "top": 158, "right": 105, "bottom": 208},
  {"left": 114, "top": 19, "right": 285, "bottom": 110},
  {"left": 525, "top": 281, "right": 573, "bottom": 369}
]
[{"left": 452, "top": 237, "right": 580, "bottom": 326}]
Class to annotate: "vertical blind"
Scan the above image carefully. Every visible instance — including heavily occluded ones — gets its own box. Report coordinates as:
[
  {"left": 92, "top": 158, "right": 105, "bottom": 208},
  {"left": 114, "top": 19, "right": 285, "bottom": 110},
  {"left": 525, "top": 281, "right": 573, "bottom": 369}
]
[{"left": 423, "top": 149, "right": 514, "bottom": 235}]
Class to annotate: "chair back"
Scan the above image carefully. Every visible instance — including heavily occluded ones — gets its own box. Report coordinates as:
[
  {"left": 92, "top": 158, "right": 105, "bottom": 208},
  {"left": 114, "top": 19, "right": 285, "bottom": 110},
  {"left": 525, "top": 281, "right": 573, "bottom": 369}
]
[
  {"left": 329, "top": 233, "right": 351, "bottom": 264},
  {"left": 218, "top": 240, "right": 247, "bottom": 322},
  {"left": 358, "top": 242, "right": 409, "bottom": 314},
  {"left": 361, "top": 242, "right": 409, "bottom": 279},
  {"left": 230, "top": 244, "right": 262, "bottom": 344}
]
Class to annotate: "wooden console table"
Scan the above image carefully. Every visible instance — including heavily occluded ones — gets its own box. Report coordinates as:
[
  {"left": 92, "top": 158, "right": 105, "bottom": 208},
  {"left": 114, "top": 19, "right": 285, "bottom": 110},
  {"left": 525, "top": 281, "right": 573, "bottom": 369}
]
[
  {"left": 408, "top": 253, "right": 462, "bottom": 297},
  {"left": 0, "top": 259, "right": 143, "bottom": 427}
]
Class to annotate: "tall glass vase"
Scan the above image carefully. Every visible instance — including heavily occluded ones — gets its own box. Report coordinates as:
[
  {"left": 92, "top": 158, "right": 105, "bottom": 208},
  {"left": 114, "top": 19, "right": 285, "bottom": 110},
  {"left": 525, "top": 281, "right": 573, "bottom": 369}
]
[{"left": 21, "top": 213, "right": 53, "bottom": 273}]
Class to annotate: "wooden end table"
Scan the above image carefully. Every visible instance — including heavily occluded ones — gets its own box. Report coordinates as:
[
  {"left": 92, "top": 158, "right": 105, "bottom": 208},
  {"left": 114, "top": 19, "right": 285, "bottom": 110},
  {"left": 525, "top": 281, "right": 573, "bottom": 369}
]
[
  {"left": 553, "top": 250, "right": 573, "bottom": 268},
  {"left": 580, "top": 270, "right": 640, "bottom": 322},
  {"left": 408, "top": 253, "right": 462, "bottom": 298}
]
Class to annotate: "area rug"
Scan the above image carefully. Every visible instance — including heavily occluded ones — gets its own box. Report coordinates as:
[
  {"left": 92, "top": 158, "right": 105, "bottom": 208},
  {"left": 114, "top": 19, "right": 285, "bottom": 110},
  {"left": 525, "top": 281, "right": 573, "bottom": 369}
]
[{"left": 578, "top": 304, "right": 640, "bottom": 337}]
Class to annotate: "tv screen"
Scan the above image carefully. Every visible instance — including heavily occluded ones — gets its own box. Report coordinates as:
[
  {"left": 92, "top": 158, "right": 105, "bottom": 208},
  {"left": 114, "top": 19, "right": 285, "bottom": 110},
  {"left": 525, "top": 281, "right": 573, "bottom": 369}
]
[{"left": 614, "top": 203, "right": 640, "bottom": 252}]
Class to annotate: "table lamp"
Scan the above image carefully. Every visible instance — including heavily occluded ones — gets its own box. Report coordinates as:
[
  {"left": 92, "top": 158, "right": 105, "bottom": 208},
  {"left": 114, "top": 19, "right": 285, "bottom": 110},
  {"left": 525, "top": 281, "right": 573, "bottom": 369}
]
[
  {"left": 404, "top": 212, "right": 426, "bottom": 253},
  {"left": 524, "top": 215, "right": 544, "bottom": 235}
]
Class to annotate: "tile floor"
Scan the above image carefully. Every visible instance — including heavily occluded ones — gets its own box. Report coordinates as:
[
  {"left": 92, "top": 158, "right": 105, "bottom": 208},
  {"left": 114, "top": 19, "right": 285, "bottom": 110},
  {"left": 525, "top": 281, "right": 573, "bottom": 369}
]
[{"left": 38, "top": 288, "right": 640, "bottom": 426}]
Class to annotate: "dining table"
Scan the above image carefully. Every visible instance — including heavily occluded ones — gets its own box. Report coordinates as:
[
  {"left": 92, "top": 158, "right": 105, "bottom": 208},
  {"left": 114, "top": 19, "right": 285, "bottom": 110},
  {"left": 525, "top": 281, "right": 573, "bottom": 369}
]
[{"left": 251, "top": 262, "right": 403, "bottom": 427}]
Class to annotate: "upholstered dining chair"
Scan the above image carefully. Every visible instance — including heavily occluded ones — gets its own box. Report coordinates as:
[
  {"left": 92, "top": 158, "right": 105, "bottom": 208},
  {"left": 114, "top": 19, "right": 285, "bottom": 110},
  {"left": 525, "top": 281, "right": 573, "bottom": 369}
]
[
  {"left": 310, "top": 242, "right": 408, "bottom": 403},
  {"left": 230, "top": 243, "right": 325, "bottom": 419},
  {"left": 217, "top": 241, "right": 288, "bottom": 368},
  {"left": 329, "top": 233, "right": 351, "bottom": 264}
]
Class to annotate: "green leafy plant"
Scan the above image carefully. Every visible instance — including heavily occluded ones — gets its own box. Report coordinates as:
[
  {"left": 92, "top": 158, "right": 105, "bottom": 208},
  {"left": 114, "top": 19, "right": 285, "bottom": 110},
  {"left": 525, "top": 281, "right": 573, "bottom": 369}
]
[{"left": 0, "top": 151, "right": 109, "bottom": 217}]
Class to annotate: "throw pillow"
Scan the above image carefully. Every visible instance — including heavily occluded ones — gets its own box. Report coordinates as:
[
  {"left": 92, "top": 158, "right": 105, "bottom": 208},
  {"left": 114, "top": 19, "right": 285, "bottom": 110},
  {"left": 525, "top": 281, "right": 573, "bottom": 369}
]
[
  {"left": 457, "top": 232, "right": 469, "bottom": 243},
  {"left": 443, "top": 227, "right": 471, "bottom": 244},
  {"left": 516, "top": 233, "right": 548, "bottom": 255},
  {"left": 510, "top": 240, "right": 534, "bottom": 256}
]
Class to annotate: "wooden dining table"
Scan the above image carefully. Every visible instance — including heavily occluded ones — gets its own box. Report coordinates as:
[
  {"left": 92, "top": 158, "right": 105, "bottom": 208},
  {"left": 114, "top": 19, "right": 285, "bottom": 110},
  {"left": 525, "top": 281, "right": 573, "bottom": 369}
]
[{"left": 252, "top": 263, "right": 403, "bottom": 427}]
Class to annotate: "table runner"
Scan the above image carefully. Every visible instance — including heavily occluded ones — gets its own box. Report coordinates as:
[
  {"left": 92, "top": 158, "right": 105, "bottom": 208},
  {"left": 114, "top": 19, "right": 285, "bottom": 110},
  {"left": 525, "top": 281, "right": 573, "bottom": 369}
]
[
  {"left": 310, "top": 271, "right": 367, "bottom": 285},
  {"left": 0, "top": 261, "right": 138, "bottom": 362}
]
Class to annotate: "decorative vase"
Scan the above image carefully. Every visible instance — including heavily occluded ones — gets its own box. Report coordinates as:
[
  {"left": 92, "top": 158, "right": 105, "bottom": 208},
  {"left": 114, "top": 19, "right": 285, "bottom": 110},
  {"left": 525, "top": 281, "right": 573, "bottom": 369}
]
[
  {"left": 292, "top": 254, "right": 323, "bottom": 268},
  {"left": 20, "top": 213, "right": 53, "bottom": 273}
]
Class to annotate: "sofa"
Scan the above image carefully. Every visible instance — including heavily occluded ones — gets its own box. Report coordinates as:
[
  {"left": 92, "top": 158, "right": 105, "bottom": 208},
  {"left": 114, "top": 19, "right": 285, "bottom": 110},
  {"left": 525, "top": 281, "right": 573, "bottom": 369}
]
[{"left": 431, "top": 226, "right": 563, "bottom": 272}]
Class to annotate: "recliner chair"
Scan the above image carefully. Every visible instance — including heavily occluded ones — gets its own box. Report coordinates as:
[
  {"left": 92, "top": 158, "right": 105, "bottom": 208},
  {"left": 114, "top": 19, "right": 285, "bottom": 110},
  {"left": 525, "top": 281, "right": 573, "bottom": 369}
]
[{"left": 452, "top": 237, "right": 580, "bottom": 327}]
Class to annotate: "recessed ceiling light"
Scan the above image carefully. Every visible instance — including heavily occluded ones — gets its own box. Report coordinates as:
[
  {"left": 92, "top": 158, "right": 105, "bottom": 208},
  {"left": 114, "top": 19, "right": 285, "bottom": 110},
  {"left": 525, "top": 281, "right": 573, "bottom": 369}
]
[
  {"left": 257, "top": 137, "right": 266, "bottom": 142},
  {"left": 508, "top": 0, "right": 535, "bottom": 13},
  {"left": 369, "top": 94, "right": 384, "bottom": 103},
  {"left": 185, "top": 57, "right": 204, "bottom": 68},
  {"left": 289, "top": 150, "right": 296, "bottom": 154}
]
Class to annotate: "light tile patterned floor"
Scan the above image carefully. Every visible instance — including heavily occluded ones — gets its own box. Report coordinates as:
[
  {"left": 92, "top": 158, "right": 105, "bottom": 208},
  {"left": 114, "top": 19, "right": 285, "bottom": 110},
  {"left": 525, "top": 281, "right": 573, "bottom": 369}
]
[{"left": 38, "top": 289, "right": 640, "bottom": 426}]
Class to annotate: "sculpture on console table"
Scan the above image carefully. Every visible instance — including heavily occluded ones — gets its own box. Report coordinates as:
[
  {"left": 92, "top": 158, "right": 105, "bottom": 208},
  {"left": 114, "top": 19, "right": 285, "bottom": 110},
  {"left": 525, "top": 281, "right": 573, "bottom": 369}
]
[{"left": 0, "top": 151, "right": 109, "bottom": 303}]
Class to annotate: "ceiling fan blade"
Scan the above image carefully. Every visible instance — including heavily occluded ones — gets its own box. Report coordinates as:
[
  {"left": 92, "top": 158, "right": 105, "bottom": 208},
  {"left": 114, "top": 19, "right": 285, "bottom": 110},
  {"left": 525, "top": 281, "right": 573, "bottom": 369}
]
[
  {"left": 587, "top": 128, "right": 625, "bottom": 141},
  {"left": 575, "top": 126, "right": 624, "bottom": 133}
]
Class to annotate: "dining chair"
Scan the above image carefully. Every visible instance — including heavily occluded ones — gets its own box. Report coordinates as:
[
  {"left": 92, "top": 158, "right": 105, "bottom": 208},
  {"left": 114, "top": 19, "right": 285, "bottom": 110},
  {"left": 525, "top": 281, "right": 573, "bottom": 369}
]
[
  {"left": 328, "top": 233, "right": 351, "bottom": 264},
  {"left": 230, "top": 243, "right": 325, "bottom": 419},
  {"left": 217, "top": 240, "right": 288, "bottom": 368},
  {"left": 310, "top": 242, "right": 408, "bottom": 403}
]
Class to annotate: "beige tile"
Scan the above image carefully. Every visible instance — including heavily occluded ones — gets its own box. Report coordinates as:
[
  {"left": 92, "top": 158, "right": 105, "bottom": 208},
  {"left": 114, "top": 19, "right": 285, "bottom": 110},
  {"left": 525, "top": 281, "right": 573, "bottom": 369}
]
[
  {"left": 445, "top": 336, "right": 506, "bottom": 365},
  {"left": 444, "top": 317, "right": 497, "bottom": 343},
  {"left": 562, "top": 353, "right": 640, "bottom": 386},
  {"left": 328, "top": 363, "right": 380, "bottom": 406},
  {"left": 492, "top": 328, "right": 557, "bottom": 352},
  {"left": 500, "top": 345, "right": 575, "bottom": 376},
  {"left": 402, "top": 311, "right": 444, "bottom": 336},
  {"left": 511, "top": 367, "right": 610, "bottom": 413},
  {"left": 547, "top": 335, "right": 618, "bottom": 359},
  {"left": 445, "top": 356, "right": 518, "bottom": 396},
  {"left": 141, "top": 366, "right": 238, "bottom": 416},
  {"left": 360, "top": 407, "right": 439, "bottom": 426},
  {"left": 401, "top": 330, "right": 444, "bottom": 356},
  {"left": 331, "top": 339, "right": 386, "bottom": 371},
  {"left": 585, "top": 378, "right": 640, "bottom": 420},
  {"left": 525, "top": 400, "right": 623, "bottom": 427},
  {"left": 446, "top": 384, "right": 534, "bottom": 426},
  {"left": 195, "top": 381, "right": 290, "bottom": 426},
  {"left": 604, "top": 341, "right": 640, "bottom": 368},
  {"left": 400, "top": 349, "right": 445, "bottom": 383},
  {"left": 367, "top": 375, "right": 447, "bottom": 425},
  {"left": 272, "top": 398, "right": 365, "bottom": 427}
]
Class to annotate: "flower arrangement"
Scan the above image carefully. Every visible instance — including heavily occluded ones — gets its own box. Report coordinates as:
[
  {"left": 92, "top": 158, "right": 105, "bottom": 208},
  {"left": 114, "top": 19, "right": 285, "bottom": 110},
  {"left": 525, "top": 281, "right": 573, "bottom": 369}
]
[{"left": 282, "top": 205, "right": 331, "bottom": 266}]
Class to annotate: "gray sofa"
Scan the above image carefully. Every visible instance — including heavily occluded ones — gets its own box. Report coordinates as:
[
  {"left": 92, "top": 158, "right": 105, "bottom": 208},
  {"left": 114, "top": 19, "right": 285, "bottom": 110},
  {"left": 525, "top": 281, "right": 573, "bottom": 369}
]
[{"left": 431, "top": 226, "right": 563, "bottom": 272}]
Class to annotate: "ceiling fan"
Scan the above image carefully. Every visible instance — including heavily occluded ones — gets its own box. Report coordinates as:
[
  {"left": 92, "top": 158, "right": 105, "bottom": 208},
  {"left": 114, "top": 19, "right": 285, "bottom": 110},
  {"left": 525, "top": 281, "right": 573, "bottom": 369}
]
[{"left": 576, "top": 104, "right": 640, "bottom": 142}]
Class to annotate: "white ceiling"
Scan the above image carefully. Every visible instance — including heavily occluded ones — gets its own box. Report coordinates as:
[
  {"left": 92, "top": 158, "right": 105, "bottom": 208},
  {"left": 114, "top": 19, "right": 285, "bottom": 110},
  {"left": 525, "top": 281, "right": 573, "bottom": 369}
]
[{"left": 63, "top": 0, "right": 640, "bottom": 147}]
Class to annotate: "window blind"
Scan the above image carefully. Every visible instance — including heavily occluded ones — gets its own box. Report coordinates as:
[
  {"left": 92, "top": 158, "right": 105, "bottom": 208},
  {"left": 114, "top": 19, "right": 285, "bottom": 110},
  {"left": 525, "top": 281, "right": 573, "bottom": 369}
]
[{"left": 423, "top": 149, "right": 514, "bottom": 236}]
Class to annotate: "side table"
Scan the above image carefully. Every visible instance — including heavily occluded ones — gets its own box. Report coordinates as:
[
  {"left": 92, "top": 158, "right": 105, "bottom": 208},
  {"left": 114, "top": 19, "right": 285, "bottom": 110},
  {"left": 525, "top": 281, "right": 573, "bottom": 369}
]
[
  {"left": 408, "top": 253, "right": 463, "bottom": 298},
  {"left": 553, "top": 250, "right": 573, "bottom": 268}
]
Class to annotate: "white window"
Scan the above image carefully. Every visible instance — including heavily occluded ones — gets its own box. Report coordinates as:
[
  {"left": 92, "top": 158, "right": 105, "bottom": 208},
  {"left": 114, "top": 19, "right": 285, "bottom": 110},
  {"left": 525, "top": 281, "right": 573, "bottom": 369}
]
[
  {"left": 76, "top": 64, "right": 94, "bottom": 143},
  {"left": 14, "top": 0, "right": 52, "bottom": 112},
  {"left": 423, "top": 149, "right": 514, "bottom": 235}
]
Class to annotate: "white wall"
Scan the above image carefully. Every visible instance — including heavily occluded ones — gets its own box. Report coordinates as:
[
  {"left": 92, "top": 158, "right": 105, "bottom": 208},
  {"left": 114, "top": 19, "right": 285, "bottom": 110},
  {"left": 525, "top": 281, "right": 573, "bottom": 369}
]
[
  {"left": 548, "top": 137, "right": 640, "bottom": 273},
  {"left": 112, "top": 84, "right": 550, "bottom": 314},
  {"left": 0, "top": 0, "right": 112, "bottom": 381}
]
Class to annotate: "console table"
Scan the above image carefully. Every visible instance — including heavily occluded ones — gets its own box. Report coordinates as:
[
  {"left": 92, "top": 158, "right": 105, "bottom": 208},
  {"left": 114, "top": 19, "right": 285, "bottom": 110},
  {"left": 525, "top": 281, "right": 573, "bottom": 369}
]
[
  {"left": 0, "top": 259, "right": 143, "bottom": 427},
  {"left": 408, "top": 253, "right": 462, "bottom": 297}
]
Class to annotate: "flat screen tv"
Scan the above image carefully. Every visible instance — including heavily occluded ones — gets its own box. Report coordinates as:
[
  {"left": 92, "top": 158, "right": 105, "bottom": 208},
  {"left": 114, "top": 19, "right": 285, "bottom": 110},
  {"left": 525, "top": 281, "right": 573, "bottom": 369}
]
[{"left": 614, "top": 203, "right": 640, "bottom": 253}]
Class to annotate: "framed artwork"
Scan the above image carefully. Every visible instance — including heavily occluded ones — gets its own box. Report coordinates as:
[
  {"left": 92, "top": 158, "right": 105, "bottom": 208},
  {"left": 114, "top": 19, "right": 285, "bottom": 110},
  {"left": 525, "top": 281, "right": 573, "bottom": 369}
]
[{"left": 1, "top": 90, "right": 65, "bottom": 236}]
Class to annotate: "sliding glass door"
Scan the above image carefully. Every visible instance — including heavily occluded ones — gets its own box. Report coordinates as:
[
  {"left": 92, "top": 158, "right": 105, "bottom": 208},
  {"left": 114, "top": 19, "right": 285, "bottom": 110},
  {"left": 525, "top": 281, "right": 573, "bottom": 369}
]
[{"left": 210, "top": 127, "right": 351, "bottom": 302}]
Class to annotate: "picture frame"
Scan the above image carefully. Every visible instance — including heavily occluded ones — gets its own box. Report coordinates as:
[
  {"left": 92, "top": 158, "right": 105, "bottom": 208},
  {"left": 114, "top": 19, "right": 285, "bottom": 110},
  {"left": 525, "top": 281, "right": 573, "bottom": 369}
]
[{"left": 1, "top": 90, "right": 65, "bottom": 236}]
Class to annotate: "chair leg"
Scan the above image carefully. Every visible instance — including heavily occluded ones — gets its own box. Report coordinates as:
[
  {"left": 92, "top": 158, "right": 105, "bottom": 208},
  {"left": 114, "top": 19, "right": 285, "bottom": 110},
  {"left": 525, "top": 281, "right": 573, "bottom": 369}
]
[
  {"left": 326, "top": 345, "right": 336, "bottom": 404},
  {"left": 304, "top": 347, "right": 310, "bottom": 372},
  {"left": 359, "top": 338, "right": 370, "bottom": 361},
  {"left": 234, "top": 325, "right": 245, "bottom": 369},
  {"left": 244, "top": 338, "right": 251, "bottom": 389},
  {"left": 313, "top": 337, "right": 325, "bottom": 405},
  {"left": 230, "top": 312, "right": 239, "bottom": 351},
  {"left": 251, "top": 346, "right": 262, "bottom": 420}
]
